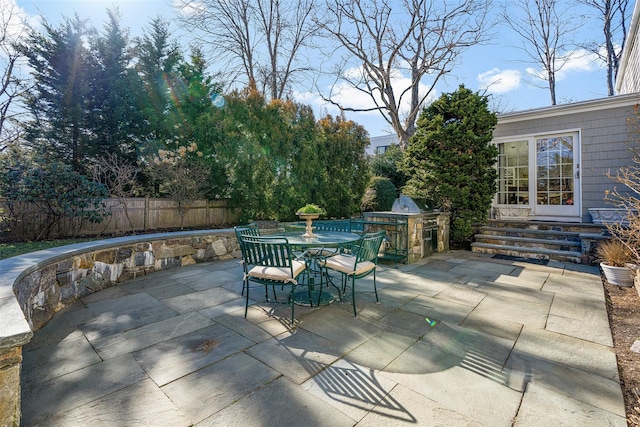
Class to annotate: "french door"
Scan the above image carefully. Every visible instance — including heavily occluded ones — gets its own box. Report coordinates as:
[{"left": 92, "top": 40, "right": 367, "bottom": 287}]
[
  {"left": 533, "top": 133, "right": 580, "bottom": 217},
  {"left": 496, "top": 131, "right": 580, "bottom": 220}
]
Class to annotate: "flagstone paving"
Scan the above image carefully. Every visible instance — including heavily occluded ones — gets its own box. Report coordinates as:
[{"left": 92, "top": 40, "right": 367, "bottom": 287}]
[{"left": 20, "top": 250, "right": 626, "bottom": 426}]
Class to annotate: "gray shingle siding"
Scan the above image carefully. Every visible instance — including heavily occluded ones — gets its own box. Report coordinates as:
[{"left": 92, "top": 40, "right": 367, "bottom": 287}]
[
  {"left": 617, "top": 0, "right": 640, "bottom": 96},
  {"left": 494, "top": 100, "right": 637, "bottom": 222}
]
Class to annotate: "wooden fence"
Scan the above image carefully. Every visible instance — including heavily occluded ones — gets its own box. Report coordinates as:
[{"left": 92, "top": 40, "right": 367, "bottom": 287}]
[{"left": 0, "top": 197, "right": 242, "bottom": 240}]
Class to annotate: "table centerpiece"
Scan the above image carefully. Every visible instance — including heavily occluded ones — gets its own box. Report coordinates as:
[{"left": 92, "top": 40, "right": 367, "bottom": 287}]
[{"left": 296, "top": 204, "right": 325, "bottom": 238}]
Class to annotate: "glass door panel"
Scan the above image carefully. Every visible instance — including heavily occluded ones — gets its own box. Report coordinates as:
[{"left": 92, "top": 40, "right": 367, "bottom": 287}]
[
  {"left": 496, "top": 141, "right": 529, "bottom": 205},
  {"left": 534, "top": 134, "right": 579, "bottom": 216}
]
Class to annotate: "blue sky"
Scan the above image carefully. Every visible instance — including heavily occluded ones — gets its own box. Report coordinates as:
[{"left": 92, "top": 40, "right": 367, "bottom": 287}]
[{"left": 11, "top": 0, "right": 625, "bottom": 137}]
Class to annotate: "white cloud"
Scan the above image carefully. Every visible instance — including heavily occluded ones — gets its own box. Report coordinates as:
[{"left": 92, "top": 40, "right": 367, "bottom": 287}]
[
  {"left": 2, "top": 0, "right": 29, "bottom": 46},
  {"left": 556, "top": 49, "right": 603, "bottom": 80},
  {"left": 1, "top": 0, "right": 31, "bottom": 80},
  {"left": 525, "top": 66, "right": 546, "bottom": 81},
  {"left": 172, "top": 0, "right": 203, "bottom": 17},
  {"left": 524, "top": 48, "right": 605, "bottom": 82},
  {"left": 297, "top": 65, "right": 437, "bottom": 118},
  {"left": 291, "top": 89, "right": 338, "bottom": 116},
  {"left": 477, "top": 68, "right": 522, "bottom": 93}
]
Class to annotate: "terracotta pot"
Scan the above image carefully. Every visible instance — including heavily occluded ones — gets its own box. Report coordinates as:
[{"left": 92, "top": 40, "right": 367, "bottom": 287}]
[{"left": 601, "top": 262, "right": 635, "bottom": 287}]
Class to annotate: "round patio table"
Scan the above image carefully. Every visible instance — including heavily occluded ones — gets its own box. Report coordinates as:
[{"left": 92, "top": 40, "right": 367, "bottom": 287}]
[
  {"left": 268, "top": 231, "right": 362, "bottom": 306},
  {"left": 273, "top": 231, "right": 361, "bottom": 248}
]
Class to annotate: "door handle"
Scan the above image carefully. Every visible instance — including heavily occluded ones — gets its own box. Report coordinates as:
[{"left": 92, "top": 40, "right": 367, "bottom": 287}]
[{"left": 576, "top": 170, "right": 580, "bottom": 179}]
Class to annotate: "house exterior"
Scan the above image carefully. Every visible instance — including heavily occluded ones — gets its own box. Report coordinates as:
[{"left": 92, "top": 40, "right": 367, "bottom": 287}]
[
  {"left": 490, "top": 0, "right": 640, "bottom": 224},
  {"left": 616, "top": 0, "right": 640, "bottom": 95},
  {"left": 367, "top": 134, "right": 399, "bottom": 155},
  {"left": 491, "top": 94, "right": 638, "bottom": 223}
]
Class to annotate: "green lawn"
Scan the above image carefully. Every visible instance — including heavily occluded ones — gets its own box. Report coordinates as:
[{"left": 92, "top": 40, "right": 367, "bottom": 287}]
[{"left": 0, "top": 238, "right": 96, "bottom": 261}]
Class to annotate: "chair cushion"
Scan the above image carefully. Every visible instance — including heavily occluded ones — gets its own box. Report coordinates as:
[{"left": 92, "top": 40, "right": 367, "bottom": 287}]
[
  {"left": 320, "top": 254, "right": 376, "bottom": 276},
  {"left": 248, "top": 260, "right": 306, "bottom": 282}
]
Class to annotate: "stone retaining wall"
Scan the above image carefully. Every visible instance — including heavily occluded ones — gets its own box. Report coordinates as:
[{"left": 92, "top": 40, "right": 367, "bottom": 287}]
[{"left": 0, "top": 229, "right": 240, "bottom": 426}]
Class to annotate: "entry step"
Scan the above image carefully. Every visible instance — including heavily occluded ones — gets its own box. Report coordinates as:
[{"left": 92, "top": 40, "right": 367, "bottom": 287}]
[{"left": 471, "top": 242, "right": 582, "bottom": 263}]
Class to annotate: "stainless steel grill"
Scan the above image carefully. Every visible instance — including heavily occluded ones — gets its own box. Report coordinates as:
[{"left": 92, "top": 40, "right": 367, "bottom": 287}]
[{"left": 391, "top": 195, "right": 422, "bottom": 213}]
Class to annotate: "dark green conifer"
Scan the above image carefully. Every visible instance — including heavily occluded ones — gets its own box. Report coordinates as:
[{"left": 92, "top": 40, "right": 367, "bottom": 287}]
[{"left": 403, "top": 85, "right": 498, "bottom": 246}]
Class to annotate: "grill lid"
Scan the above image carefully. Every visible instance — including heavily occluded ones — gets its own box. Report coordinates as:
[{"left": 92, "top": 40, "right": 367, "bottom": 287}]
[{"left": 392, "top": 195, "right": 422, "bottom": 213}]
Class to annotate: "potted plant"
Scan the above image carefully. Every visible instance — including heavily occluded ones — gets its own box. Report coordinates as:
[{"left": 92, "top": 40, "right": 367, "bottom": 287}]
[
  {"left": 296, "top": 204, "right": 325, "bottom": 238},
  {"left": 597, "top": 240, "right": 636, "bottom": 287},
  {"left": 600, "top": 110, "right": 640, "bottom": 289}
]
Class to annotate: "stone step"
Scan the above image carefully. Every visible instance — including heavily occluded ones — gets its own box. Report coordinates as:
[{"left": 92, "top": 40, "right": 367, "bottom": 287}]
[
  {"left": 486, "top": 220, "right": 605, "bottom": 234},
  {"left": 470, "top": 242, "right": 583, "bottom": 263},
  {"left": 475, "top": 220, "right": 607, "bottom": 265},
  {"left": 478, "top": 226, "right": 582, "bottom": 240},
  {"left": 474, "top": 234, "right": 582, "bottom": 250}
]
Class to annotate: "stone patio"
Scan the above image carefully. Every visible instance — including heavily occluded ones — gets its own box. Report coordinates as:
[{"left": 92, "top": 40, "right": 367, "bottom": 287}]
[{"left": 20, "top": 250, "right": 625, "bottom": 426}]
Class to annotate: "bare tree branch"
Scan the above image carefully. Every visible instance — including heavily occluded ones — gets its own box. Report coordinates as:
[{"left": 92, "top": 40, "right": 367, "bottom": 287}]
[
  {"left": 319, "top": 0, "right": 492, "bottom": 148},
  {"left": 604, "top": 108, "right": 640, "bottom": 264},
  {"left": 578, "top": 0, "right": 631, "bottom": 95},
  {"left": 0, "top": 0, "right": 29, "bottom": 152},
  {"left": 88, "top": 153, "right": 141, "bottom": 234},
  {"left": 174, "top": 0, "right": 321, "bottom": 100},
  {"left": 501, "top": 0, "right": 581, "bottom": 106}
]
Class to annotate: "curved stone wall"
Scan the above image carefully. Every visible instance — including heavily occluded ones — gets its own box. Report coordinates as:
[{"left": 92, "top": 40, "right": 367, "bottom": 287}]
[{"left": 0, "top": 229, "right": 240, "bottom": 425}]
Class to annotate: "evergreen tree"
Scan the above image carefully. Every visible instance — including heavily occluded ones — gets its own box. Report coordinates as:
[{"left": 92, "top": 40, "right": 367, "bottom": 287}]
[
  {"left": 403, "top": 85, "right": 498, "bottom": 246},
  {"left": 89, "top": 9, "right": 145, "bottom": 163},
  {"left": 265, "top": 100, "right": 321, "bottom": 220},
  {"left": 222, "top": 88, "right": 274, "bottom": 220},
  {"left": 134, "top": 17, "right": 183, "bottom": 154},
  {"left": 144, "top": 50, "right": 223, "bottom": 201},
  {"left": 193, "top": 89, "right": 254, "bottom": 203},
  {"left": 172, "top": 47, "right": 223, "bottom": 154},
  {"left": 20, "top": 15, "right": 95, "bottom": 171},
  {"left": 195, "top": 88, "right": 370, "bottom": 221},
  {"left": 317, "top": 115, "right": 370, "bottom": 218},
  {"left": 361, "top": 176, "right": 396, "bottom": 212},
  {"left": 176, "top": 48, "right": 222, "bottom": 127}
]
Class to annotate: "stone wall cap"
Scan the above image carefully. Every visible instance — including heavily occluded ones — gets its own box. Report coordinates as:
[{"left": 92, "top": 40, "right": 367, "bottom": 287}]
[
  {"left": 0, "top": 228, "right": 233, "bottom": 348},
  {"left": 0, "top": 296, "right": 33, "bottom": 348},
  {"left": 1, "top": 230, "right": 229, "bottom": 279}
]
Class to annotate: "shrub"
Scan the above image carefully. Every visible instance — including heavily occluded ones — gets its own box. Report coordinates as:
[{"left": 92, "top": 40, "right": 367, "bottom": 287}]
[
  {"left": 369, "top": 144, "right": 408, "bottom": 190},
  {"left": 145, "top": 142, "right": 210, "bottom": 229},
  {"left": 361, "top": 177, "right": 396, "bottom": 212},
  {"left": 88, "top": 154, "right": 142, "bottom": 234},
  {"left": 0, "top": 155, "right": 109, "bottom": 240},
  {"left": 604, "top": 108, "right": 640, "bottom": 266}
]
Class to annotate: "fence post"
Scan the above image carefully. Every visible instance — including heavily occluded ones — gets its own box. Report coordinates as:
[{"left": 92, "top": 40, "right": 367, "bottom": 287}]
[
  {"left": 206, "top": 199, "right": 210, "bottom": 227},
  {"left": 144, "top": 196, "right": 149, "bottom": 231}
]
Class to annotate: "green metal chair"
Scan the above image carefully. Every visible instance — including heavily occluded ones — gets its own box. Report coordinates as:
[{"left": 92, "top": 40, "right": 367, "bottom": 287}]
[
  {"left": 319, "top": 230, "right": 386, "bottom": 317},
  {"left": 234, "top": 223, "right": 261, "bottom": 296},
  {"left": 307, "top": 220, "right": 356, "bottom": 257},
  {"left": 241, "top": 235, "right": 307, "bottom": 324},
  {"left": 313, "top": 220, "right": 352, "bottom": 232}
]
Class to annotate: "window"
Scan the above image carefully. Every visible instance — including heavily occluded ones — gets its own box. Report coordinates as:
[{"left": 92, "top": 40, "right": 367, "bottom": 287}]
[{"left": 375, "top": 145, "right": 391, "bottom": 154}]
